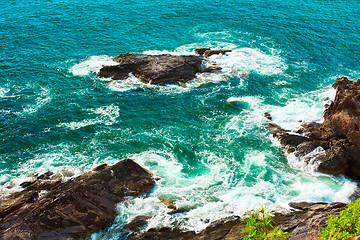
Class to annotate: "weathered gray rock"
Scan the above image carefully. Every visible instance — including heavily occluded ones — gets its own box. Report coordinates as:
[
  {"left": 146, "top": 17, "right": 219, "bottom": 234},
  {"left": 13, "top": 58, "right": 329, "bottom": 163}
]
[{"left": 0, "top": 159, "right": 156, "bottom": 240}]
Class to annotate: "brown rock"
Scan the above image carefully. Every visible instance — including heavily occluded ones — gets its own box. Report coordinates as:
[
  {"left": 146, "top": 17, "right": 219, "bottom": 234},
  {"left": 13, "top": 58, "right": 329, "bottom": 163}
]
[
  {"left": 0, "top": 159, "right": 156, "bottom": 240},
  {"left": 268, "top": 77, "right": 360, "bottom": 181},
  {"left": 194, "top": 48, "right": 211, "bottom": 56},
  {"left": 158, "top": 196, "right": 176, "bottom": 210},
  {"left": 194, "top": 48, "right": 232, "bottom": 57},
  {"left": 203, "top": 50, "right": 232, "bottom": 58},
  {"left": 99, "top": 54, "right": 203, "bottom": 84},
  {"left": 125, "top": 215, "right": 152, "bottom": 231},
  {"left": 98, "top": 49, "right": 231, "bottom": 85},
  {"left": 264, "top": 112, "right": 272, "bottom": 121}
]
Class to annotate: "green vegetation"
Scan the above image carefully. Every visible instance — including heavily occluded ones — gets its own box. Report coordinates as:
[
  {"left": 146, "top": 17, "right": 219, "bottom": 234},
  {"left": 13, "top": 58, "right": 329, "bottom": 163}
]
[
  {"left": 241, "top": 205, "right": 291, "bottom": 240},
  {"left": 321, "top": 198, "right": 360, "bottom": 240}
]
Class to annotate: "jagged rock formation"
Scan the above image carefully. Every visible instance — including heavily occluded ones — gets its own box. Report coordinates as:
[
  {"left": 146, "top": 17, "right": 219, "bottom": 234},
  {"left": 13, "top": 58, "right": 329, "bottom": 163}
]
[
  {"left": 128, "top": 202, "right": 346, "bottom": 240},
  {"left": 0, "top": 159, "right": 155, "bottom": 240},
  {"left": 269, "top": 77, "right": 360, "bottom": 181},
  {"left": 99, "top": 48, "right": 231, "bottom": 85}
]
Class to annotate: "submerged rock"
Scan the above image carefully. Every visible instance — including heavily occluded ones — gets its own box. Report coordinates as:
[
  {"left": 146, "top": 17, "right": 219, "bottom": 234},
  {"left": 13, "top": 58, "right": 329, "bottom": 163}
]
[
  {"left": 99, "top": 49, "right": 231, "bottom": 85},
  {"left": 129, "top": 202, "right": 346, "bottom": 240},
  {"left": 268, "top": 77, "right": 360, "bottom": 181},
  {"left": 0, "top": 159, "right": 155, "bottom": 240}
]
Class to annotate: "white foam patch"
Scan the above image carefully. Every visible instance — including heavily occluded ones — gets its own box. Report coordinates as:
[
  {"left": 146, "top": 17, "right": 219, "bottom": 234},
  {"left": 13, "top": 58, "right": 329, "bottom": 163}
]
[
  {"left": 20, "top": 87, "right": 52, "bottom": 115},
  {"left": 270, "top": 86, "right": 336, "bottom": 131},
  {"left": 209, "top": 48, "right": 288, "bottom": 77},
  {"left": 144, "top": 45, "right": 286, "bottom": 86},
  {"left": 98, "top": 148, "right": 357, "bottom": 236},
  {"left": 106, "top": 74, "right": 192, "bottom": 94},
  {"left": 0, "top": 144, "right": 103, "bottom": 198},
  {"left": 225, "top": 96, "right": 267, "bottom": 137},
  {"left": 226, "top": 86, "right": 336, "bottom": 140},
  {"left": 286, "top": 175, "right": 357, "bottom": 203},
  {"left": 196, "top": 31, "right": 235, "bottom": 40},
  {"left": 70, "top": 55, "right": 118, "bottom": 76},
  {"left": 0, "top": 87, "right": 10, "bottom": 98},
  {"left": 287, "top": 146, "right": 326, "bottom": 173},
  {"left": 143, "top": 42, "right": 238, "bottom": 56},
  {"left": 57, "top": 104, "right": 120, "bottom": 130},
  {"left": 226, "top": 86, "right": 337, "bottom": 176}
]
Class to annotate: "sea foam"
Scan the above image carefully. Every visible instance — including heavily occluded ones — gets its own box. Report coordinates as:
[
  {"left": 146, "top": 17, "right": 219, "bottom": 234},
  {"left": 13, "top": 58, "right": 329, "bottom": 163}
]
[
  {"left": 70, "top": 43, "right": 288, "bottom": 92},
  {"left": 70, "top": 55, "right": 118, "bottom": 76}
]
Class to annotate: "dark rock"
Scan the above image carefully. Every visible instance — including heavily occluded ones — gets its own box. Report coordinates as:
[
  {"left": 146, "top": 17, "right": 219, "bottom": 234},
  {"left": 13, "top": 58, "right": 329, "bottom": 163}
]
[
  {"left": 125, "top": 215, "right": 152, "bottom": 231},
  {"left": 268, "top": 77, "right": 360, "bottom": 181},
  {"left": 129, "top": 216, "right": 242, "bottom": 240},
  {"left": 194, "top": 48, "right": 232, "bottom": 57},
  {"left": 0, "top": 159, "right": 156, "bottom": 240},
  {"left": 100, "top": 54, "right": 203, "bottom": 84},
  {"left": 99, "top": 65, "right": 133, "bottom": 80},
  {"left": 167, "top": 206, "right": 194, "bottom": 215},
  {"left": 158, "top": 196, "right": 176, "bottom": 210},
  {"left": 264, "top": 112, "right": 272, "bottom": 121},
  {"left": 1, "top": 179, "right": 62, "bottom": 218},
  {"left": 61, "top": 170, "right": 74, "bottom": 178},
  {"left": 130, "top": 226, "right": 196, "bottom": 240},
  {"left": 203, "top": 50, "right": 232, "bottom": 58},
  {"left": 99, "top": 49, "right": 231, "bottom": 85},
  {"left": 200, "top": 65, "right": 222, "bottom": 73},
  {"left": 194, "top": 48, "right": 211, "bottom": 56},
  {"left": 36, "top": 171, "right": 54, "bottom": 180},
  {"left": 19, "top": 180, "right": 36, "bottom": 188},
  {"left": 0, "top": 190, "right": 39, "bottom": 219}
]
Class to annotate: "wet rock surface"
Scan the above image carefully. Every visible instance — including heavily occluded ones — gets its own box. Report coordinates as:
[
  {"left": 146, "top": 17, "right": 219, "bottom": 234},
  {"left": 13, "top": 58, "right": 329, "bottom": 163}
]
[
  {"left": 99, "top": 49, "right": 231, "bottom": 85},
  {"left": 128, "top": 202, "right": 346, "bottom": 240},
  {"left": 268, "top": 77, "right": 360, "bottom": 181},
  {"left": 0, "top": 159, "right": 155, "bottom": 240}
]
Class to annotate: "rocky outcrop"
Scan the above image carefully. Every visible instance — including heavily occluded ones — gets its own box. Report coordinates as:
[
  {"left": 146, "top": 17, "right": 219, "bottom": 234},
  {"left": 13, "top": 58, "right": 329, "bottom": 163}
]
[
  {"left": 128, "top": 202, "right": 346, "bottom": 240},
  {"left": 99, "top": 49, "right": 231, "bottom": 85},
  {"left": 0, "top": 159, "right": 156, "bottom": 240},
  {"left": 268, "top": 77, "right": 360, "bottom": 181},
  {"left": 194, "top": 48, "right": 232, "bottom": 57}
]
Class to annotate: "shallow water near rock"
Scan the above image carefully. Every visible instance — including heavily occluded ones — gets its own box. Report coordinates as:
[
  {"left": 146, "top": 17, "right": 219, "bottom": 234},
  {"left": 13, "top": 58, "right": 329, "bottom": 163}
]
[{"left": 1, "top": 0, "right": 360, "bottom": 239}]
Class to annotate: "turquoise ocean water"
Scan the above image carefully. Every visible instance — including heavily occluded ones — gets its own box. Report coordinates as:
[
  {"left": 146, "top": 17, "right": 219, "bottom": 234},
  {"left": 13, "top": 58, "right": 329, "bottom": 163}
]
[{"left": 1, "top": 0, "right": 360, "bottom": 238}]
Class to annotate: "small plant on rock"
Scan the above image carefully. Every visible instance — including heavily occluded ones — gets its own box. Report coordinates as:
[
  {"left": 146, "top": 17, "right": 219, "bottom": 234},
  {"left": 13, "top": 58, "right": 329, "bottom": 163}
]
[{"left": 241, "top": 205, "right": 291, "bottom": 240}]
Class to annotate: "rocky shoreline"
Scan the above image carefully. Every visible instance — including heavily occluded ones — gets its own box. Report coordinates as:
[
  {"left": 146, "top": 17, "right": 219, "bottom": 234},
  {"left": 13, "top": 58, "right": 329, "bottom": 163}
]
[
  {"left": 267, "top": 77, "right": 360, "bottom": 182},
  {"left": 1, "top": 76, "right": 360, "bottom": 239},
  {"left": 0, "top": 160, "right": 350, "bottom": 240},
  {"left": 0, "top": 159, "right": 155, "bottom": 240}
]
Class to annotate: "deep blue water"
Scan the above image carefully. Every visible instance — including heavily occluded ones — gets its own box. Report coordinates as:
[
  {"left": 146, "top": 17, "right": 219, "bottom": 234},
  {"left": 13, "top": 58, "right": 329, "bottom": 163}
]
[{"left": 1, "top": 0, "right": 360, "bottom": 237}]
